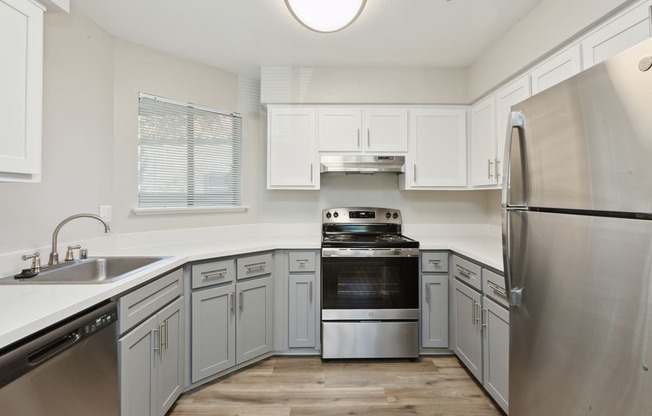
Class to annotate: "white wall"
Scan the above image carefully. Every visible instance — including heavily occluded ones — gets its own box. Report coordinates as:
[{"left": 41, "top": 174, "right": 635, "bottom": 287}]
[
  {"left": 467, "top": 0, "right": 635, "bottom": 101},
  {"left": 261, "top": 66, "right": 468, "bottom": 104}
]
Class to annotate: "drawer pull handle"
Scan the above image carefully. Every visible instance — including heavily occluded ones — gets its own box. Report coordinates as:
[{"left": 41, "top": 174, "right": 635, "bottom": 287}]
[
  {"left": 230, "top": 292, "right": 235, "bottom": 313},
  {"left": 482, "top": 308, "right": 488, "bottom": 328},
  {"left": 202, "top": 268, "right": 227, "bottom": 280},
  {"left": 309, "top": 281, "right": 313, "bottom": 303},
  {"left": 239, "top": 291, "right": 244, "bottom": 310},
  {"left": 488, "top": 282, "right": 507, "bottom": 297},
  {"left": 458, "top": 266, "right": 472, "bottom": 278},
  {"left": 245, "top": 262, "right": 266, "bottom": 272},
  {"left": 429, "top": 259, "right": 441, "bottom": 265}
]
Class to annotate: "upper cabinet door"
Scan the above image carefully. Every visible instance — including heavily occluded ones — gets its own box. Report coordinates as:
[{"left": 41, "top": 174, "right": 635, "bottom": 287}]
[
  {"left": 494, "top": 76, "right": 530, "bottom": 184},
  {"left": 318, "top": 107, "right": 362, "bottom": 152},
  {"left": 407, "top": 108, "right": 467, "bottom": 188},
  {"left": 530, "top": 44, "right": 582, "bottom": 95},
  {"left": 470, "top": 96, "right": 497, "bottom": 187},
  {"left": 581, "top": 1, "right": 652, "bottom": 69},
  {"left": 267, "top": 106, "right": 319, "bottom": 189},
  {"left": 0, "top": 0, "right": 43, "bottom": 181},
  {"left": 363, "top": 108, "right": 408, "bottom": 153}
]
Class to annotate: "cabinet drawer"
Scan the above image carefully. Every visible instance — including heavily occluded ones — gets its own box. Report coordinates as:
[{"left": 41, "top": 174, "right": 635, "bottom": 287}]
[
  {"left": 452, "top": 255, "right": 482, "bottom": 291},
  {"left": 237, "top": 253, "right": 273, "bottom": 280},
  {"left": 118, "top": 268, "right": 182, "bottom": 334},
  {"left": 289, "top": 251, "right": 316, "bottom": 272},
  {"left": 421, "top": 252, "right": 449, "bottom": 273},
  {"left": 483, "top": 269, "right": 508, "bottom": 308},
  {"left": 191, "top": 258, "right": 235, "bottom": 289}
]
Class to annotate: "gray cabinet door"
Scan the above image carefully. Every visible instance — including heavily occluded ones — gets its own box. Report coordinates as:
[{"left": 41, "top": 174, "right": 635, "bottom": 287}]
[
  {"left": 483, "top": 295, "right": 509, "bottom": 414},
  {"left": 288, "top": 274, "right": 316, "bottom": 348},
  {"left": 191, "top": 284, "right": 236, "bottom": 383},
  {"left": 119, "top": 314, "right": 158, "bottom": 416},
  {"left": 453, "top": 279, "right": 483, "bottom": 381},
  {"left": 157, "top": 297, "right": 184, "bottom": 416},
  {"left": 421, "top": 274, "right": 449, "bottom": 348},
  {"left": 236, "top": 275, "right": 274, "bottom": 363}
]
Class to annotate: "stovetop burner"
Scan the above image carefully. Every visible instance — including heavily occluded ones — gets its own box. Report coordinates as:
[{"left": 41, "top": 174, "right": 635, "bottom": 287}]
[{"left": 323, "top": 234, "right": 357, "bottom": 242}]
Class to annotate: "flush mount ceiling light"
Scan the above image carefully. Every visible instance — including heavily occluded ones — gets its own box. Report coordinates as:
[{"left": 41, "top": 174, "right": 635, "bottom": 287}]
[{"left": 285, "top": 0, "right": 367, "bottom": 33}]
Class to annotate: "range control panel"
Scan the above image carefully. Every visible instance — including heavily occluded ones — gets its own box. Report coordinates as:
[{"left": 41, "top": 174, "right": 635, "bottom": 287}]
[{"left": 322, "top": 208, "right": 401, "bottom": 224}]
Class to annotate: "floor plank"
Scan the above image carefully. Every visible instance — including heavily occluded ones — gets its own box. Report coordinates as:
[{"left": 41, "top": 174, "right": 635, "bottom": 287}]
[{"left": 169, "top": 356, "right": 502, "bottom": 416}]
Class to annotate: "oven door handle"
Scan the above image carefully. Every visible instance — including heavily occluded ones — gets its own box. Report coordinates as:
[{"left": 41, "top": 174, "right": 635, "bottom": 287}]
[{"left": 321, "top": 248, "right": 420, "bottom": 258}]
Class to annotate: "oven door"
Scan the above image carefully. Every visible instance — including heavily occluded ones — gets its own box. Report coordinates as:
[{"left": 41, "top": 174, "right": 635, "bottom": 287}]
[{"left": 321, "top": 249, "right": 419, "bottom": 320}]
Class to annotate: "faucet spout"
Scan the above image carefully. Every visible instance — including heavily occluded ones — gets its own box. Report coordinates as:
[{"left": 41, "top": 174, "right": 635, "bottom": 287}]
[{"left": 49, "top": 213, "right": 111, "bottom": 266}]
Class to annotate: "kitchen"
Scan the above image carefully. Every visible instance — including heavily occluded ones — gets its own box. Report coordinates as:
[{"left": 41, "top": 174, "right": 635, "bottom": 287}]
[{"left": 0, "top": 0, "right": 651, "bottom": 415}]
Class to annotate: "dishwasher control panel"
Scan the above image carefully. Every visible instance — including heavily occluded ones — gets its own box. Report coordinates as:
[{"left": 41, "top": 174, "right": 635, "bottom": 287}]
[{"left": 83, "top": 310, "right": 117, "bottom": 336}]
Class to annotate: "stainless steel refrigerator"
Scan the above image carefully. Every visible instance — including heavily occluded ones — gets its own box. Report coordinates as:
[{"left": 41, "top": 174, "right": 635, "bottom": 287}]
[{"left": 503, "top": 38, "right": 652, "bottom": 415}]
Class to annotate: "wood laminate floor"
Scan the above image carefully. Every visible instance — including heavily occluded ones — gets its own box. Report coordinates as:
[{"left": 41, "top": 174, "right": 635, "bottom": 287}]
[{"left": 169, "top": 356, "right": 503, "bottom": 416}]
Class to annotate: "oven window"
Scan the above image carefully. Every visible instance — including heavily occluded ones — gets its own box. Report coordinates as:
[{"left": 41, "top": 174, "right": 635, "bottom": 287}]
[{"left": 322, "top": 256, "right": 418, "bottom": 310}]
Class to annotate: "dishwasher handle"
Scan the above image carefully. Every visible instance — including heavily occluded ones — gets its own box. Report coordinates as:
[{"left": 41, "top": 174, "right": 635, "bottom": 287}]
[{"left": 0, "top": 301, "right": 118, "bottom": 389}]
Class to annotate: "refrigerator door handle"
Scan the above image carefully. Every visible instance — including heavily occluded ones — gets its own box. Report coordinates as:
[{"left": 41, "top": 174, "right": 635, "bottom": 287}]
[
  {"left": 501, "top": 111, "right": 526, "bottom": 208},
  {"left": 503, "top": 211, "right": 527, "bottom": 307}
]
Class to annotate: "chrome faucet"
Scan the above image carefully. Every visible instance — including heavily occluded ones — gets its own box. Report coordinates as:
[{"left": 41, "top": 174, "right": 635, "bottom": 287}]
[{"left": 49, "top": 213, "right": 111, "bottom": 266}]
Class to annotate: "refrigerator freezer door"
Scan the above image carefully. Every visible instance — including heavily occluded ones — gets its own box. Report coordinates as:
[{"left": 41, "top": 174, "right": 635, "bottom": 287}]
[
  {"left": 510, "top": 37, "right": 652, "bottom": 214},
  {"left": 508, "top": 210, "right": 652, "bottom": 416}
]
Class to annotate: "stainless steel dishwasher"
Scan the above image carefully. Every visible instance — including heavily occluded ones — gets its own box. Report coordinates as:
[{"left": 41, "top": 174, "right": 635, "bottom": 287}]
[{"left": 0, "top": 301, "right": 119, "bottom": 415}]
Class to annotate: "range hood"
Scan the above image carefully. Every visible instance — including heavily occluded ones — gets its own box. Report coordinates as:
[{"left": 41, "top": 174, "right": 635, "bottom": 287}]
[{"left": 320, "top": 155, "right": 405, "bottom": 174}]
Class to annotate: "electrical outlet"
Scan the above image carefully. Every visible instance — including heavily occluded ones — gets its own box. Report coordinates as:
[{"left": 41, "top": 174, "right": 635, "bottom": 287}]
[{"left": 99, "top": 205, "right": 112, "bottom": 222}]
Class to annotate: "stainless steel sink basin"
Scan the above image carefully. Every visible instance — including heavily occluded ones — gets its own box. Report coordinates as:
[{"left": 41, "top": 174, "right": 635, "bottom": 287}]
[{"left": 0, "top": 256, "right": 170, "bottom": 284}]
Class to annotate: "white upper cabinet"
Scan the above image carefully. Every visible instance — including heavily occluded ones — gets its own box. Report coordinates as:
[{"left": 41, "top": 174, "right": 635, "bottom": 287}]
[
  {"left": 0, "top": 0, "right": 43, "bottom": 182},
  {"left": 581, "top": 1, "right": 652, "bottom": 69},
  {"left": 318, "top": 107, "right": 362, "bottom": 152},
  {"left": 494, "top": 76, "right": 530, "bottom": 185},
  {"left": 318, "top": 107, "right": 408, "bottom": 153},
  {"left": 530, "top": 44, "right": 582, "bottom": 95},
  {"left": 401, "top": 107, "right": 467, "bottom": 189},
  {"left": 470, "top": 96, "right": 497, "bottom": 187},
  {"left": 267, "top": 106, "right": 319, "bottom": 190}
]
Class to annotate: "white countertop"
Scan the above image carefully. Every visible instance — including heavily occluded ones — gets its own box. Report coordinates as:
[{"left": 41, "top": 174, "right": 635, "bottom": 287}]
[{"left": 0, "top": 224, "right": 502, "bottom": 349}]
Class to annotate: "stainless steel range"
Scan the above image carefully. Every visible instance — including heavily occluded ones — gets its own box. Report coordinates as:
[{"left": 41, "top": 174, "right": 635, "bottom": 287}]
[{"left": 320, "top": 207, "right": 419, "bottom": 359}]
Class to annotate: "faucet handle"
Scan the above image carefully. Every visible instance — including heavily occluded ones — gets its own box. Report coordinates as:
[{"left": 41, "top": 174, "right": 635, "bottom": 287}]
[
  {"left": 65, "top": 245, "right": 82, "bottom": 262},
  {"left": 21, "top": 252, "right": 41, "bottom": 272}
]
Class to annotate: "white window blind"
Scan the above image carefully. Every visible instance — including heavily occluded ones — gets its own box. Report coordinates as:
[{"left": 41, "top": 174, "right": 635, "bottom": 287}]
[{"left": 138, "top": 94, "right": 242, "bottom": 209}]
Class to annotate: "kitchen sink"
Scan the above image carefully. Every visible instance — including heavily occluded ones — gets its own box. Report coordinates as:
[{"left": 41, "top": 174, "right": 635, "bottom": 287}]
[{"left": 0, "top": 256, "right": 170, "bottom": 284}]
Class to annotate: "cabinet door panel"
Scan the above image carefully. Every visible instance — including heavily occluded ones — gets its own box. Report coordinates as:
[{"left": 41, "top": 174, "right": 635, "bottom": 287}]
[
  {"left": 421, "top": 274, "right": 449, "bottom": 348},
  {"left": 0, "top": 0, "right": 42, "bottom": 178},
  {"left": 237, "top": 276, "right": 273, "bottom": 363},
  {"left": 318, "top": 108, "right": 362, "bottom": 151},
  {"left": 582, "top": 2, "right": 651, "bottom": 68},
  {"left": 470, "top": 97, "right": 497, "bottom": 187},
  {"left": 289, "top": 274, "right": 316, "bottom": 348},
  {"left": 495, "top": 76, "right": 530, "bottom": 184},
  {"left": 158, "top": 297, "right": 184, "bottom": 416},
  {"left": 453, "top": 279, "right": 482, "bottom": 382},
  {"left": 191, "top": 285, "right": 235, "bottom": 382},
  {"left": 119, "top": 315, "right": 158, "bottom": 416},
  {"left": 483, "top": 296, "right": 509, "bottom": 414},
  {"left": 409, "top": 108, "right": 467, "bottom": 187},
  {"left": 267, "top": 107, "right": 318, "bottom": 189},
  {"left": 363, "top": 108, "right": 408, "bottom": 152},
  {"left": 530, "top": 44, "right": 582, "bottom": 95}
]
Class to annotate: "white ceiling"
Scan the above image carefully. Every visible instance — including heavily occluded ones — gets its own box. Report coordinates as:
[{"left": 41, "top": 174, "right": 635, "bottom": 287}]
[{"left": 72, "top": 0, "right": 543, "bottom": 79}]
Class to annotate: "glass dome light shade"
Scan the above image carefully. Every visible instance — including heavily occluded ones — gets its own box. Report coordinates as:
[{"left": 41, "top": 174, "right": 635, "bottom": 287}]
[{"left": 285, "top": 0, "right": 367, "bottom": 33}]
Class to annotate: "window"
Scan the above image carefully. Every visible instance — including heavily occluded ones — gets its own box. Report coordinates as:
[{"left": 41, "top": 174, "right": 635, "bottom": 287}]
[{"left": 137, "top": 94, "right": 243, "bottom": 211}]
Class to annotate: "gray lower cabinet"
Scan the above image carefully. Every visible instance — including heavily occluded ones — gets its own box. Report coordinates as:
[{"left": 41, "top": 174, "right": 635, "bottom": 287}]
[
  {"left": 191, "top": 253, "right": 274, "bottom": 384},
  {"left": 483, "top": 295, "right": 509, "bottom": 414},
  {"left": 453, "top": 279, "right": 483, "bottom": 381},
  {"left": 119, "top": 296, "right": 184, "bottom": 416},
  {"left": 421, "top": 251, "right": 449, "bottom": 349},
  {"left": 288, "top": 274, "right": 316, "bottom": 348}
]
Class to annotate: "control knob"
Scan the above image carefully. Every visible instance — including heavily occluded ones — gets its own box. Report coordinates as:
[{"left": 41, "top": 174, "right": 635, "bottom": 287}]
[
  {"left": 333, "top": 211, "right": 339, "bottom": 218},
  {"left": 392, "top": 212, "right": 399, "bottom": 219},
  {"left": 385, "top": 212, "right": 391, "bottom": 219},
  {"left": 326, "top": 212, "right": 332, "bottom": 219}
]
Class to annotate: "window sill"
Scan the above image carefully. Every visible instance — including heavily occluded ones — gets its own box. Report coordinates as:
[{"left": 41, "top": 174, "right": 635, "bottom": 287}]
[{"left": 131, "top": 206, "right": 249, "bottom": 216}]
